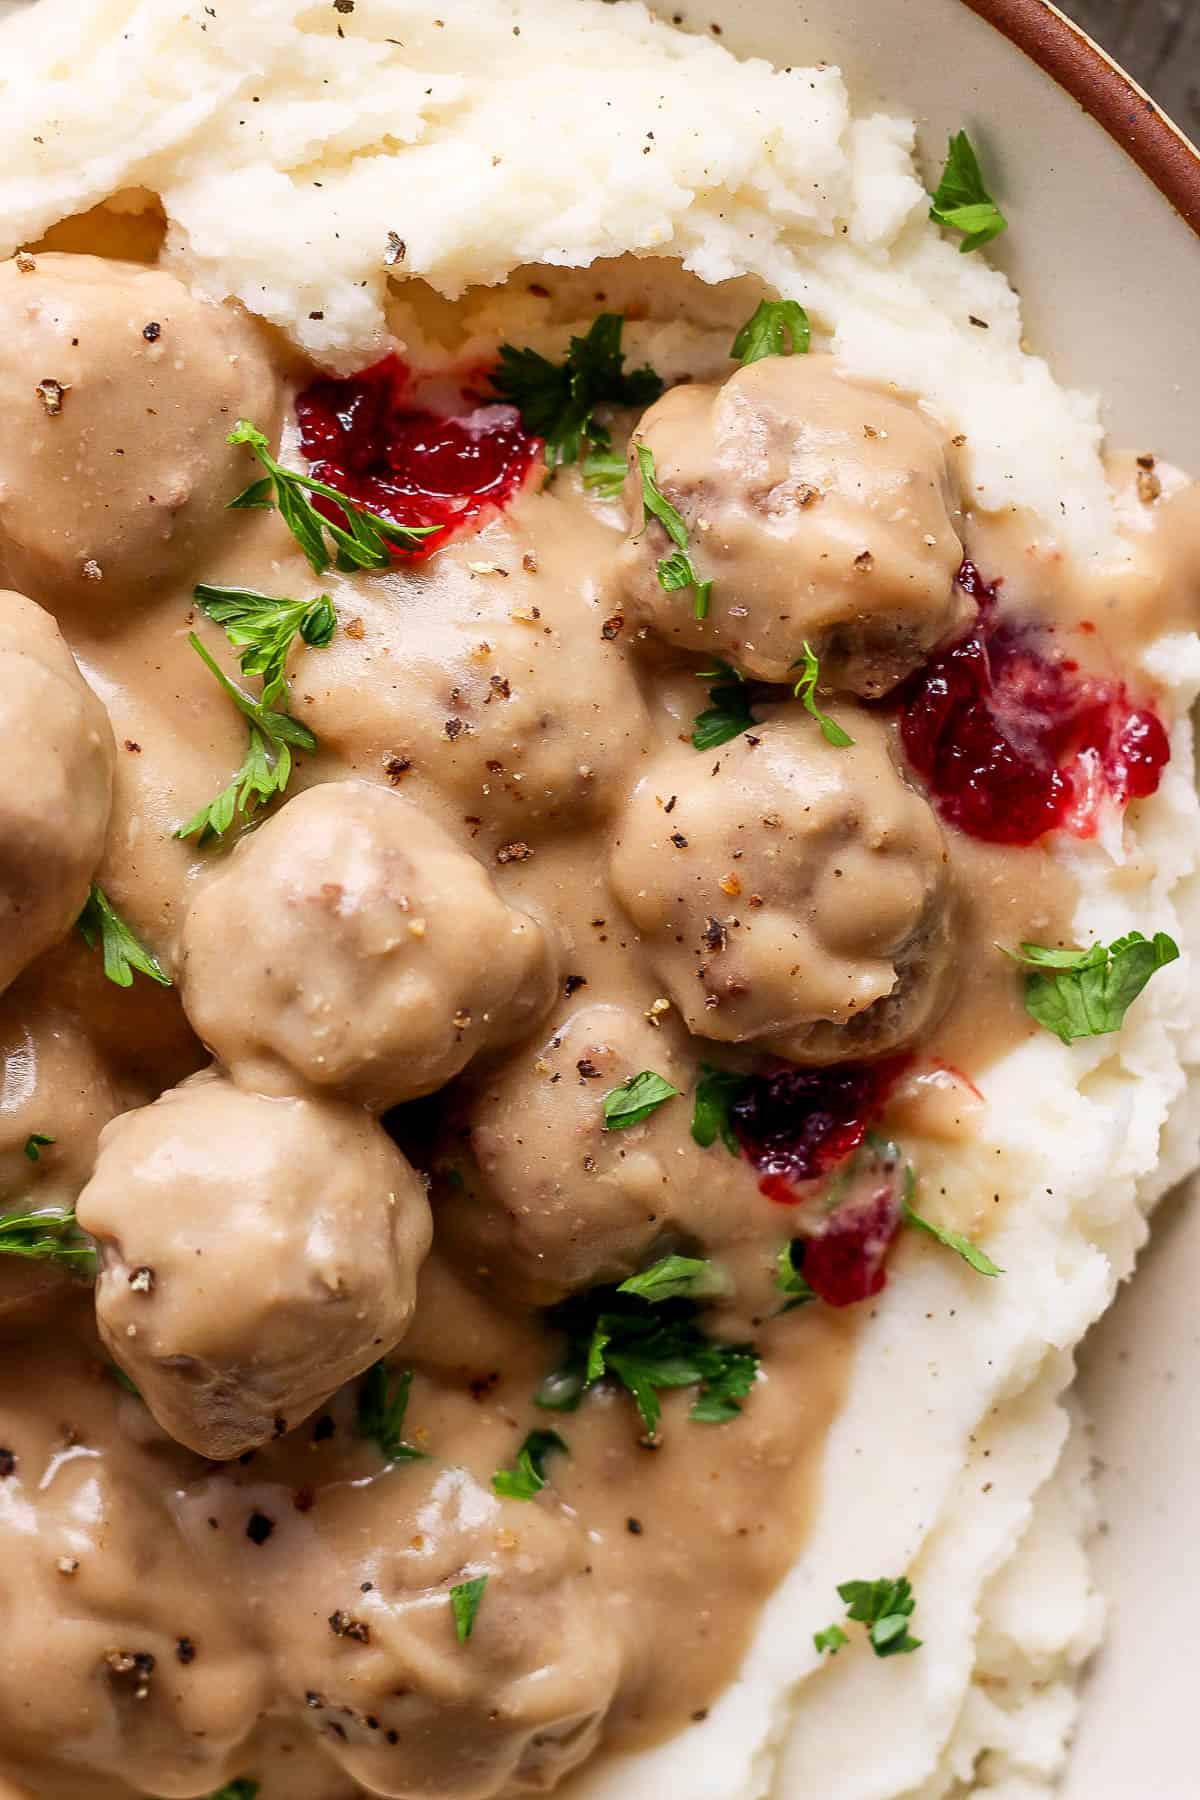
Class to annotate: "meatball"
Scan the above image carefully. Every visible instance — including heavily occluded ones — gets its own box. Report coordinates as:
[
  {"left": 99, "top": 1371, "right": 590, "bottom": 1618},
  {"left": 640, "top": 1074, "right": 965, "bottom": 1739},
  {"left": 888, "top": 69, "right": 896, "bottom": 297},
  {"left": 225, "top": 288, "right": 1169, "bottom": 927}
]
[
  {"left": 615, "top": 353, "right": 968, "bottom": 692},
  {"left": 437, "top": 1003, "right": 773, "bottom": 1307},
  {"left": 0, "top": 1317, "right": 270, "bottom": 1800},
  {"left": 179, "top": 782, "right": 558, "bottom": 1111},
  {"left": 77, "top": 1071, "right": 433, "bottom": 1459},
  {"left": 608, "top": 710, "right": 959, "bottom": 1064},
  {"left": 260, "top": 1461, "right": 623, "bottom": 1799},
  {"left": 0, "top": 588, "right": 115, "bottom": 995},
  {"left": 0, "top": 253, "right": 280, "bottom": 610}
]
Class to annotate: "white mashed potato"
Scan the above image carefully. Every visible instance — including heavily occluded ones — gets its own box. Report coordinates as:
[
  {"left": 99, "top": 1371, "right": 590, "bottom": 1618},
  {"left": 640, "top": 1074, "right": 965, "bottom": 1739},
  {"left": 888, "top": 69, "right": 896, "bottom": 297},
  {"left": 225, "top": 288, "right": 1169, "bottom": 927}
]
[{"left": 1, "top": 3, "right": 1196, "bottom": 1798}]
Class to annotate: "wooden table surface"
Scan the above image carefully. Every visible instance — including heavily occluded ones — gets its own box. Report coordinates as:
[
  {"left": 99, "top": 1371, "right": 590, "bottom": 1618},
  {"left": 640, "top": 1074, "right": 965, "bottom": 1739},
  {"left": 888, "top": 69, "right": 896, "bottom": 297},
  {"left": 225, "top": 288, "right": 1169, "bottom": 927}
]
[{"left": 1058, "top": 0, "right": 1200, "bottom": 136}]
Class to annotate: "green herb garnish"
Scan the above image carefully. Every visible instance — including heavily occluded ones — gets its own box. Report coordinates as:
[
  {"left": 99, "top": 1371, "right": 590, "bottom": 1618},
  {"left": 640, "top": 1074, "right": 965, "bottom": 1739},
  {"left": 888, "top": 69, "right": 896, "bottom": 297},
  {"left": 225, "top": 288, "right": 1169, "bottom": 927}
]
[
  {"left": 582, "top": 448, "right": 630, "bottom": 500},
  {"left": 775, "top": 1241, "right": 817, "bottom": 1311},
  {"left": 194, "top": 584, "right": 336, "bottom": 706},
  {"left": 23, "top": 1134, "right": 54, "bottom": 1163},
  {"left": 77, "top": 886, "right": 170, "bottom": 989},
  {"left": 0, "top": 1207, "right": 96, "bottom": 1274},
  {"left": 491, "top": 313, "right": 663, "bottom": 471},
  {"left": 835, "top": 1576, "right": 923, "bottom": 1657},
  {"left": 492, "top": 1429, "right": 568, "bottom": 1501},
  {"left": 791, "top": 642, "right": 854, "bottom": 747},
  {"left": 813, "top": 1622, "right": 850, "bottom": 1656},
  {"left": 536, "top": 1280, "right": 758, "bottom": 1434},
  {"left": 731, "top": 299, "right": 811, "bottom": 365},
  {"left": 202, "top": 1780, "right": 259, "bottom": 1800},
  {"left": 900, "top": 1168, "right": 1001, "bottom": 1277},
  {"left": 228, "top": 419, "right": 436, "bottom": 575},
  {"left": 177, "top": 633, "right": 317, "bottom": 843},
  {"left": 450, "top": 1575, "right": 488, "bottom": 1643},
  {"left": 602, "top": 1070, "right": 679, "bottom": 1131},
  {"left": 634, "top": 443, "right": 712, "bottom": 619},
  {"left": 617, "top": 1255, "right": 721, "bottom": 1304},
  {"left": 109, "top": 1363, "right": 143, "bottom": 1399},
  {"left": 691, "top": 661, "right": 754, "bottom": 751},
  {"left": 355, "top": 1361, "right": 425, "bottom": 1464},
  {"left": 690, "top": 1064, "right": 750, "bottom": 1155},
  {"left": 1009, "top": 930, "right": 1179, "bottom": 1045},
  {"left": 928, "top": 130, "right": 1008, "bottom": 254}
]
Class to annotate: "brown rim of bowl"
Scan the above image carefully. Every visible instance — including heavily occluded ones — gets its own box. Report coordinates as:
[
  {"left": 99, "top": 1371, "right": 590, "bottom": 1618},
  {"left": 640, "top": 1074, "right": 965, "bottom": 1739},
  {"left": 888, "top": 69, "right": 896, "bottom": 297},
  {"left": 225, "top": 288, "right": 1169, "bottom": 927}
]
[{"left": 963, "top": 0, "right": 1200, "bottom": 236}]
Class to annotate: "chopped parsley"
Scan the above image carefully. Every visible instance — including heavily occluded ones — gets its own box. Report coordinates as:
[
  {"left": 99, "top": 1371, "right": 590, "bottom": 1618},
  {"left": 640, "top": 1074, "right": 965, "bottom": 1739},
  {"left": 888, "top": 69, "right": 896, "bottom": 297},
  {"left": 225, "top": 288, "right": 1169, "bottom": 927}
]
[
  {"left": 177, "top": 633, "right": 317, "bottom": 843},
  {"left": 634, "top": 443, "right": 712, "bottom": 619},
  {"left": 900, "top": 1167, "right": 1002, "bottom": 1277},
  {"left": 23, "top": 1134, "right": 54, "bottom": 1163},
  {"left": 450, "top": 1574, "right": 488, "bottom": 1643},
  {"left": 227, "top": 419, "right": 437, "bottom": 575},
  {"left": 0, "top": 1207, "right": 96, "bottom": 1274},
  {"left": 831, "top": 1576, "right": 923, "bottom": 1657},
  {"left": 928, "top": 130, "right": 1008, "bottom": 254},
  {"left": 690, "top": 1064, "right": 749, "bottom": 1156},
  {"left": 1009, "top": 931, "right": 1180, "bottom": 1045},
  {"left": 582, "top": 448, "right": 631, "bottom": 500},
  {"left": 775, "top": 1241, "right": 817, "bottom": 1311},
  {"left": 617, "top": 1255, "right": 722, "bottom": 1304},
  {"left": 492, "top": 1429, "right": 568, "bottom": 1501},
  {"left": 109, "top": 1363, "right": 143, "bottom": 1399},
  {"left": 602, "top": 1069, "right": 679, "bottom": 1130},
  {"left": 691, "top": 661, "right": 754, "bottom": 751},
  {"left": 77, "top": 885, "right": 170, "bottom": 989},
  {"left": 203, "top": 1780, "right": 259, "bottom": 1800},
  {"left": 355, "top": 1361, "right": 425, "bottom": 1464},
  {"left": 194, "top": 583, "right": 336, "bottom": 707},
  {"left": 731, "top": 298, "right": 811, "bottom": 365},
  {"left": 813, "top": 1622, "right": 849, "bottom": 1656},
  {"left": 791, "top": 642, "right": 854, "bottom": 747},
  {"left": 535, "top": 1279, "right": 758, "bottom": 1435},
  {"left": 491, "top": 313, "right": 663, "bottom": 470}
]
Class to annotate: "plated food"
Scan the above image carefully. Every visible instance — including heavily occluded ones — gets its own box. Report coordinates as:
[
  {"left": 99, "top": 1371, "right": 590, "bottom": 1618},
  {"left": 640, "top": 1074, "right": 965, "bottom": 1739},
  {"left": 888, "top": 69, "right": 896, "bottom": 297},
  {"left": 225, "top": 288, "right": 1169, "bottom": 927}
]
[{"left": 0, "top": 3, "right": 1197, "bottom": 1799}]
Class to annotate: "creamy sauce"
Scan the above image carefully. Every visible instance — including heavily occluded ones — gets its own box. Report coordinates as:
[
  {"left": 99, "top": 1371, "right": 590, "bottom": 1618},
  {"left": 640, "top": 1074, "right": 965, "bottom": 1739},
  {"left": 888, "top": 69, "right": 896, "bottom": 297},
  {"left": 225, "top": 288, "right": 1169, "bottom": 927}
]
[{"left": 0, "top": 230, "right": 1194, "bottom": 1800}]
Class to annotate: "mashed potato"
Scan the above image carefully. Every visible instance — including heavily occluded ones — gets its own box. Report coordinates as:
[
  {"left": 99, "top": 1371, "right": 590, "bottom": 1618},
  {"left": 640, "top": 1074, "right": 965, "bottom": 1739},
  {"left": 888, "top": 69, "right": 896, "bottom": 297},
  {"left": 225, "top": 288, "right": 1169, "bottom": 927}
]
[{"left": 0, "top": 4, "right": 1196, "bottom": 1799}]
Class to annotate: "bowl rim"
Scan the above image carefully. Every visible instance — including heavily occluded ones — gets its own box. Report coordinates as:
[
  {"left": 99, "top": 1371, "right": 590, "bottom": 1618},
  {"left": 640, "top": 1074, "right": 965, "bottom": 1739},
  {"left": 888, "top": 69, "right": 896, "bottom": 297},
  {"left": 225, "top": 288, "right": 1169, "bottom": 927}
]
[{"left": 964, "top": 0, "right": 1200, "bottom": 234}]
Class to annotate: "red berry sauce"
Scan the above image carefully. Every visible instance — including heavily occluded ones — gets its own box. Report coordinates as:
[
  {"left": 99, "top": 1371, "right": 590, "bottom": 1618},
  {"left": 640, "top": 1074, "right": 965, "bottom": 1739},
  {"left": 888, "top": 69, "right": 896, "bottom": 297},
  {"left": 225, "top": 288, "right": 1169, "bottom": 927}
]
[
  {"left": 730, "top": 1057, "right": 905, "bottom": 1199},
  {"left": 295, "top": 354, "right": 541, "bottom": 557},
  {"left": 898, "top": 562, "right": 1169, "bottom": 844},
  {"left": 802, "top": 1185, "right": 903, "bottom": 1308}
]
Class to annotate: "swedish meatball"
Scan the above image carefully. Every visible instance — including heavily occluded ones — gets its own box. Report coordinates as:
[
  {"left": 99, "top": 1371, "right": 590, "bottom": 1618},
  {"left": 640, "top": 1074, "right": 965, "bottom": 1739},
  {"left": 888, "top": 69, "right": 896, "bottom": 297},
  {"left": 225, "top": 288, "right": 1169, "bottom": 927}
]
[
  {"left": 437, "top": 1003, "right": 774, "bottom": 1307},
  {"left": 0, "top": 253, "right": 279, "bottom": 610},
  {"left": 608, "top": 711, "right": 959, "bottom": 1063},
  {"left": 179, "top": 782, "right": 558, "bottom": 1111},
  {"left": 616, "top": 354, "right": 968, "bottom": 692},
  {"left": 261, "top": 1461, "right": 622, "bottom": 1799},
  {"left": 78, "top": 1071, "right": 433, "bottom": 1459},
  {"left": 0, "top": 589, "right": 114, "bottom": 994},
  {"left": 0, "top": 1316, "right": 270, "bottom": 1800}
]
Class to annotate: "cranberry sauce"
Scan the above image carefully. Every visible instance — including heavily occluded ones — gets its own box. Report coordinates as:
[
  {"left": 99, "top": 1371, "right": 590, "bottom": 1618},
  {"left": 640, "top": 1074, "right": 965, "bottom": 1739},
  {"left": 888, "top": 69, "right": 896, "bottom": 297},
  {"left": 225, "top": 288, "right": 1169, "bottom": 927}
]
[
  {"left": 730, "top": 1057, "right": 905, "bottom": 1200},
  {"left": 295, "top": 355, "right": 541, "bottom": 557},
  {"left": 898, "top": 561, "right": 1169, "bottom": 845}
]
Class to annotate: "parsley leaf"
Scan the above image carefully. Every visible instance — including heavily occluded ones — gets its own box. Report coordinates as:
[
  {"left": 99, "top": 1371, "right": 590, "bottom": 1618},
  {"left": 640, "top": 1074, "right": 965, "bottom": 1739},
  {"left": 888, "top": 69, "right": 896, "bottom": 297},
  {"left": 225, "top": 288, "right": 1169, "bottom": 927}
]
[
  {"left": 900, "top": 1168, "right": 1002, "bottom": 1277},
  {"left": 838, "top": 1576, "right": 923, "bottom": 1657},
  {"left": 691, "top": 661, "right": 754, "bottom": 751},
  {"left": 450, "top": 1575, "right": 488, "bottom": 1644},
  {"left": 177, "top": 633, "right": 317, "bottom": 843},
  {"left": 77, "top": 886, "right": 171, "bottom": 989},
  {"left": 228, "top": 419, "right": 437, "bottom": 575},
  {"left": 109, "top": 1363, "right": 143, "bottom": 1399},
  {"left": 690, "top": 1064, "right": 749, "bottom": 1156},
  {"left": 602, "top": 1070, "right": 679, "bottom": 1130},
  {"left": 1010, "top": 931, "right": 1179, "bottom": 1045},
  {"left": 195, "top": 584, "right": 336, "bottom": 707},
  {"left": 355, "top": 1361, "right": 425, "bottom": 1464},
  {"left": 535, "top": 1282, "right": 758, "bottom": 1435},
  {"left": 775, "top": 1241, "right": 818, "bottom": 1311},
  {"left": 23, "top": 1134, "right": 54, "bottom": 1163},
  {"left": 791, "top": 642, "right": 854, "bottom": 747},
  {"left": 492, "top": 1429, "right": 568, "bottom": 1501},
  {"left": 492, "top": 313, "right": 663, "bottom": 470},
  {"left": 634, "top": 443, "right": 713, "bottom": 620},
  {"left": 617, "top": 1255, "right": 721, "bottom": 1304},
  {"left": 582, "top": 448, "right": 630, "bottom": 500},
  {"left": 731, "top": 299, "right": 811, "bottom": 365},
  {"left": 202, "top": 1779, "right": 259, "bottom": 1800},
  {"left": 0, "top": 1207, "right": 96, "bottom": 1275},
  {"left": 814, "top": 1622, "right": 850, "bottom": 1656},
  {"left": 929, "top": 130, "right": 1008, "bottom": 254}
]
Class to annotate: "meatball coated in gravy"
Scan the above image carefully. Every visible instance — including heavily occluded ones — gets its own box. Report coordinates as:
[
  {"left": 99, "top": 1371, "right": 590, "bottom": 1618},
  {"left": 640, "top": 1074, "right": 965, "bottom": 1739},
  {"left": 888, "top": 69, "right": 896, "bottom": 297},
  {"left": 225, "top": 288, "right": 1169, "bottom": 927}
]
[
  {"left": 616, "top": 354, "right": 969, "bottom": 691},
  {"left": 0, "top": 233, "right": 1174, "bottom": 1800},
  {"left": 79, "top": 1072, "right": 433, "bottom": 1458}
]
